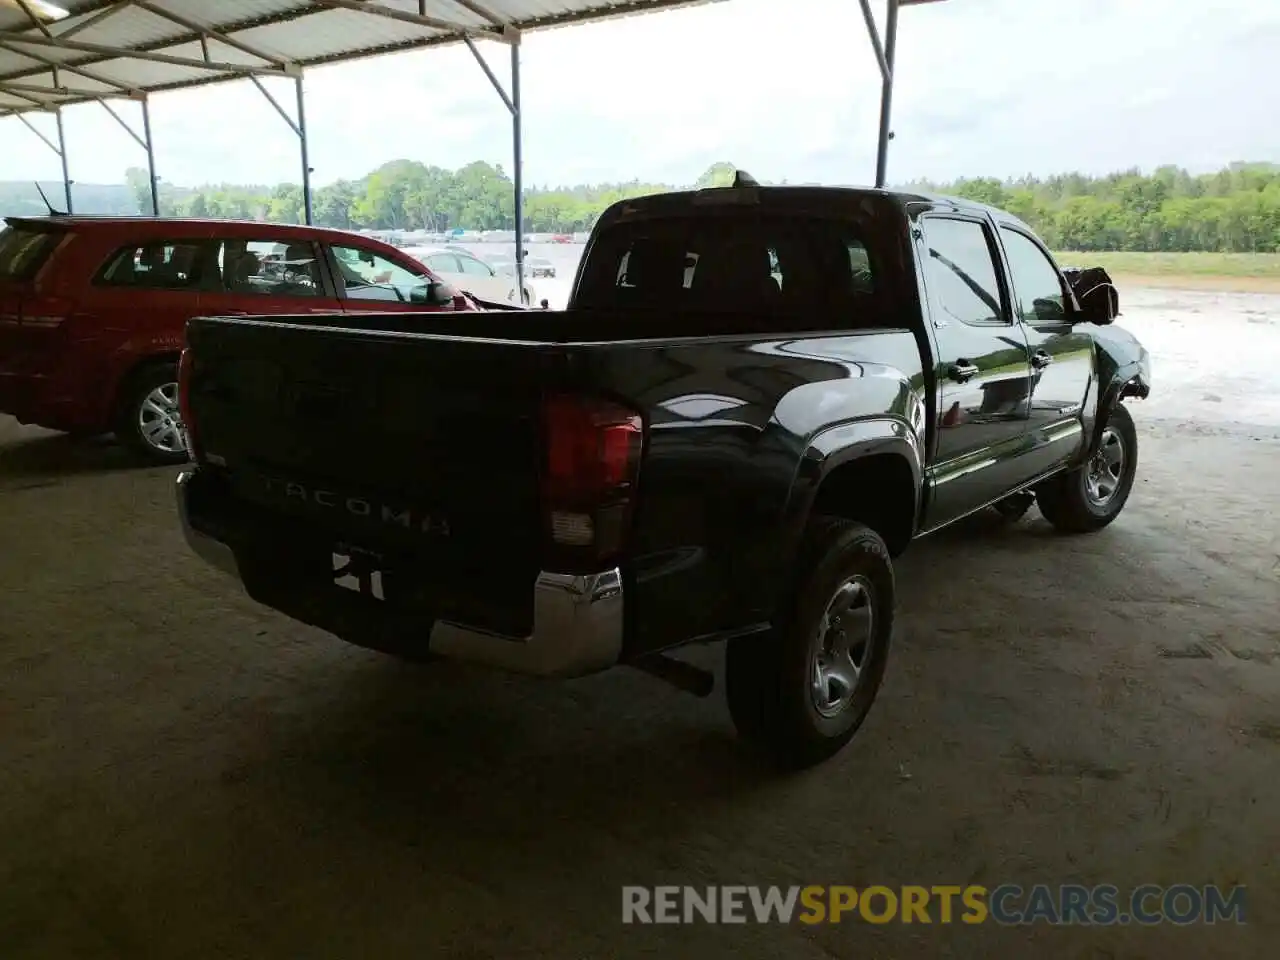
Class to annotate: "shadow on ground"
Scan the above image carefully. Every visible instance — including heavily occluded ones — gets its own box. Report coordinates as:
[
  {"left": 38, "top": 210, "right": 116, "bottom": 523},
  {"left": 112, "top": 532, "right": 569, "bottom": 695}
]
[
  {"left": 0, "top": 429, "right": 144, "bottom": 484},
  {"left": 2, "top": 424, "right": 1277, "bottom": 959}
]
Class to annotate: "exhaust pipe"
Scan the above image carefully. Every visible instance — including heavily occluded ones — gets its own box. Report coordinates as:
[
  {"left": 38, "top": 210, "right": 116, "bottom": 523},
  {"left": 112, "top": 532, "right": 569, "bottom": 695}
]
[{"left": 630, "top": 653, "right": 715, "bottom": 698}]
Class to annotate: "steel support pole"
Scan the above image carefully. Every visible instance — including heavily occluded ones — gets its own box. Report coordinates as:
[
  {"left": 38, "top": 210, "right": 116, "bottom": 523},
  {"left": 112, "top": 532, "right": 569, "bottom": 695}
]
[
  {"left": 874, "top": 0, "right": 900, "bottom": 189},
  {"left": 141, "top": 97, "right": 159, "bottom": 216},
  {"left": 55, "top": 106, "right": 72, "bottom": 213},
  {"left": 510, "top": 41, "right": 524, "bottom": 302},
  {"left": 296, "top": 75, "right": 313, "bottom": 225}
]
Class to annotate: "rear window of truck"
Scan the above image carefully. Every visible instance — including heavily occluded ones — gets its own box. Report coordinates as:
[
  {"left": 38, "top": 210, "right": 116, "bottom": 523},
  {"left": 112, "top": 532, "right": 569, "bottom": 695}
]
[
  {"left": 575, "top": 213, "right": 877, "bottom": 316},
  {"left": 0, "top": 224, "right": 63, "bottom": 282}
]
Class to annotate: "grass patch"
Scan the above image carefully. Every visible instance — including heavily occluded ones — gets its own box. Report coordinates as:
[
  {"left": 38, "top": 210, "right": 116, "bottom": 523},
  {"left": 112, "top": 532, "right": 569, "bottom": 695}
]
[{"left": 1052, "top": 251, "right": 1280, "bottom": 280}]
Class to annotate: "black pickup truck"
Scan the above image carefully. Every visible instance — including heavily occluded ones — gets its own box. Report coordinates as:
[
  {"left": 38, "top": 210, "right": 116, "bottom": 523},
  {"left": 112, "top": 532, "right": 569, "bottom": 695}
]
[{"left": 174, "top": 183, "right": 1150, "bottom": 767}]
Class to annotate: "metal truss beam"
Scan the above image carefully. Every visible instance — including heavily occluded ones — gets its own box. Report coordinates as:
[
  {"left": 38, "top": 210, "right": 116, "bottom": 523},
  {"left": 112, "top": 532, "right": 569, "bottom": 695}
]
[
  {"left": 99, "top": 95, "right": 159, "bottom": 215},
  {"left": 250, "top": 75, "right": 314, "bottom": 224},
  {"left": 16, "top": 107, "right": 73, "bottom": 212},
  {"left": 1, "top": 31, "right": 292, "bottom": 76},
  {"left": 462, "top": 29, "right": 526, "bottom": 297}
]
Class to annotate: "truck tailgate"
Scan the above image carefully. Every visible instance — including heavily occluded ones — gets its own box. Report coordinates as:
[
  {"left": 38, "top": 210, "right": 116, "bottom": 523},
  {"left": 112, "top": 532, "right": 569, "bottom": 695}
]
[{"left": 184, "top": 315, "right": 557, "bottom": 585}]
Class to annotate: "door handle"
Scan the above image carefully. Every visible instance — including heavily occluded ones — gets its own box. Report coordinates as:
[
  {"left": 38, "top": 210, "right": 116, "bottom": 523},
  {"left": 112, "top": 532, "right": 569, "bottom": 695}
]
[
  {"left": 1031, "top": 351, "right": 1053, "bottom": 369},
  {"left": 948, "top": 361, "right": 979, "bottom": 383}
]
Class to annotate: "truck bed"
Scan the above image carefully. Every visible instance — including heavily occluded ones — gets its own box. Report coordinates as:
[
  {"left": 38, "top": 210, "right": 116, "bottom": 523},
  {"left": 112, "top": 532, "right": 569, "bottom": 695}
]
[{"left": 181, "top": 308, "right": 924, "bottom": 655}]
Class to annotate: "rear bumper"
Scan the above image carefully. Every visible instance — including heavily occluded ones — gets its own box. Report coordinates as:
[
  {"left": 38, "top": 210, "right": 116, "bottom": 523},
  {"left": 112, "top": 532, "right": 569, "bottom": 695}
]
[
  {"left": 175, "top": 468, "right": 624, "bottom": 678},
  {"left": 0, "top": 370, "right": 49, "bottom": 422},
  {"left": 0, "top": 369, "right": 103, "bottom": 432}
]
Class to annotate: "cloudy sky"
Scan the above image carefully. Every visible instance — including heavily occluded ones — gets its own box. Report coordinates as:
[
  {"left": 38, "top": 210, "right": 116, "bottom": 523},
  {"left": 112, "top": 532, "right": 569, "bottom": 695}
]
[{"left": 4, "top": 0, "right": 1279, "bottom": 189}]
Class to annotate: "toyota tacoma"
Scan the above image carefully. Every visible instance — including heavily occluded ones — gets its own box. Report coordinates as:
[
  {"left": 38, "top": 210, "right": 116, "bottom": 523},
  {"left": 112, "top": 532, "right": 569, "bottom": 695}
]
[{"left": 173, "top": 179, "right": 1150, "bottom": 767}]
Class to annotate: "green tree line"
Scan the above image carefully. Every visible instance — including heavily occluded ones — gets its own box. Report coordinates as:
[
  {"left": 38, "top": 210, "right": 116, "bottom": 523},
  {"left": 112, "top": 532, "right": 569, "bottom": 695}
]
[
  {"left": 911, "top": 162, "right": 1280, "bottom": 253},
  {"left": 122, "top": 159, "right": 684, "bottom": 236},
  {"left": 14, "top": 159, "right": 1278, "bottom": 253}
]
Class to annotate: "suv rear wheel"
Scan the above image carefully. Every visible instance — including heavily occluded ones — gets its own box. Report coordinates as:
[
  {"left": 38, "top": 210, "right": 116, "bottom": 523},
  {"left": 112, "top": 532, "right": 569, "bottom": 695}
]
[{"left": 115, "top": 361, "right": 189, "bottom": 465}]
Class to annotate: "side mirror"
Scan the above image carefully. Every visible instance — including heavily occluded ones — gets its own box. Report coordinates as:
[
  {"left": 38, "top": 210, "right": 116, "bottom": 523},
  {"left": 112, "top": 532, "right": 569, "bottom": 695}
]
[
  {"left": 1063, "top": 266, "right": 1119, "bottom": 325},
  {"left": 1076, "top": 284, "right": 1119, "bottom": 325},
  {"left": 411, "top": 281, "right": 459, "bottom": 306}
]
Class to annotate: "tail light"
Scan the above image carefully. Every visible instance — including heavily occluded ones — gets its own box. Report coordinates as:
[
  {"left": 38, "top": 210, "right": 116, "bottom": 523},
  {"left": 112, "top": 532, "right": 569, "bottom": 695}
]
[
  {"left": 177, "top": 348, "right": 201, "bottom": 459},
  {"left": 17, "top": 313, "right": 67, "bottom": 328},
  {"left": 541, "top": 394, "right": 643, "bottom": 567},
  {"left": 15, "top": 294, "right": 74, "bottom": 331}
]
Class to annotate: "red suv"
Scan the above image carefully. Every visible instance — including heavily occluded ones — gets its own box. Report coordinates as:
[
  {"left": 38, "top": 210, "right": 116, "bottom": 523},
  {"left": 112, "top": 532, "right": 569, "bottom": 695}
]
[{"left": 0, "top": 216, "right": 477, "bottom": 463}]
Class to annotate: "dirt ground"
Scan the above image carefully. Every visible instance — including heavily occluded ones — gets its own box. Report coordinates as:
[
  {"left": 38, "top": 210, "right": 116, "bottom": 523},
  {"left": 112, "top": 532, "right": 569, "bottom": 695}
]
[
  {"left": 1111, "top": 273, "right": 1280, "bottom": 295},
  {"left": 2, "top": 291, "right": 1278, "bottom": 959}
]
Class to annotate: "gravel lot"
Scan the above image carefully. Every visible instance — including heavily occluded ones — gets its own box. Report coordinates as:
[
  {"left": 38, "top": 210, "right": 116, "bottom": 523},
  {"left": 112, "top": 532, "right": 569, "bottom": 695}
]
[{"left": 3, "top": 287, "right": 1278, "bottom": 959}]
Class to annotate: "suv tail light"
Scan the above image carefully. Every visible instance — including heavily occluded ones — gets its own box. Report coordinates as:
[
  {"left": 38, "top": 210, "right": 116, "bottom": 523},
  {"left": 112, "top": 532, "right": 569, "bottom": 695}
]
[
  {"left": 17, "top": 313, "right": 67, "bottom": 328},
  {"left": 541, "top": 394, "right": 643, "bottom": 567},
  {"left": 15, "top": 293, "right": 74, "bottom": 330},
  {"left": 177, "top": 348, "right": 201, "bottom": 459}
]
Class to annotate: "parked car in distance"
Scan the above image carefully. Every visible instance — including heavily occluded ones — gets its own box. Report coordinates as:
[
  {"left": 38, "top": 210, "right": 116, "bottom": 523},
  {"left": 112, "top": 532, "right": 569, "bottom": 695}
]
[
  {"left": 175, "top": 182, "right": 1150, "bottom": 768},
  {"left": 401, "top": 245, "right": 536, "bottom": 305},
  {"left": 0, "top": 216, "right": 476, "bottom": 464},
  {"left": 525, "top": 256, "right": 556, "bottom": 279}
]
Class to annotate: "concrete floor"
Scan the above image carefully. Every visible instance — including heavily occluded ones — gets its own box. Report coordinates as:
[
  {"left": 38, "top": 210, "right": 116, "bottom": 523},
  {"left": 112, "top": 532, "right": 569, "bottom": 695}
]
[{"left": 3, "top": 301, "right": 1279, "bottom": 958}]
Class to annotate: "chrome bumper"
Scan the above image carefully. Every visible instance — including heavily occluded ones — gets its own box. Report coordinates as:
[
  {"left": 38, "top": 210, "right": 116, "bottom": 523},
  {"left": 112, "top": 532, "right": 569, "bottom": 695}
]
[
  {"left": 176, "top": 468, "right": 240, "bottom": 576},
  {"left": 175, "top": 469, "right": 624, "bottom": 678}
]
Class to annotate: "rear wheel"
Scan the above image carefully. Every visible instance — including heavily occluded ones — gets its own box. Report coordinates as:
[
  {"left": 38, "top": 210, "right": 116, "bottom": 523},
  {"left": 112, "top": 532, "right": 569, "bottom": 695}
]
[
  {"left": 725, "top": 517, "right": 894, "bottom": 769},
  {"left": 115, "top": 362, "right": 190, "bottom": 465},
  {"left": 1037, "top": 402, "right": 1138, "bottom": 533}
]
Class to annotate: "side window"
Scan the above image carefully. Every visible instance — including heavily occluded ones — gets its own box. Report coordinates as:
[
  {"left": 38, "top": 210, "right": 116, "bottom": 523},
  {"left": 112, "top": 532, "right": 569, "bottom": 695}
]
[
  {"left": 919, "top": 218, "right": 1005, "bottom": 325},
  {"left": 96, "top": 240, "right": 206, "bottom": 290},
  {"left": 424, "top": 253, "right": 460, "bottom": 274},
  {"left": 214, "top": 239, "right": 320, "bottom": 297},
  {"left": 456, "top": 254, "right": 493, "bottom": 277},
  {"left": 1000, "top": 228, "right": 1067, "bottom": 325},
  {"left": 331, "top": 244, "right": 429, "bottom": 302}
]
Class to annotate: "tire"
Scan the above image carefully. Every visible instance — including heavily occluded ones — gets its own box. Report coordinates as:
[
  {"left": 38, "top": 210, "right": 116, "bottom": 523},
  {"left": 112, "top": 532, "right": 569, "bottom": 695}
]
[
  {"left": 114, "top": 361, "right": 190, "bottom": 465},
  {"left": 725, "top": 517, "right": 895, "bottom": 769},
  {"left": 992, "top": 491, "right": 1035, "bottom": 523},
  {"left": 1037, "top": 402, "right": 1138, "bottom": 533}
]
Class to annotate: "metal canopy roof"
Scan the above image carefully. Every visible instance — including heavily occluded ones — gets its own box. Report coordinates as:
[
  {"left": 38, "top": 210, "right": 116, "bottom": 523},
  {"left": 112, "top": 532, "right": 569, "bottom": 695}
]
[
  {"left": 2, "top": 0, "right": 944, "bottom": 287},
  {"left": 0, "top": 0, "right": 941, "bottom": 115},
  {"left": 0, "top": 0, "right": 745, "bottom": 114}
]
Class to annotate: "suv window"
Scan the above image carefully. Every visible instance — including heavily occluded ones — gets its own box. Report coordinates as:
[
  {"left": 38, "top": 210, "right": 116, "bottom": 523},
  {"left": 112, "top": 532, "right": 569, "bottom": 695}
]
[
  {"left": 332, "top": 244, "right": 429, "bottom": 303},
  {"left": 96, "top": 240, "right": 206, "bottom": 290},
  {"left": 214, "top": 239, "right": 321, "bottom": 297},
  {"left": 576, "top": 214, "right": 878, "bottom": 316},
  {"left": 919, "top": 217, "right": 1006, "bottom": 326},
  {"left": 1000, "top": 227, "right": 1067, "bottom": 325},
  {"left": 0, "top": 224, "right": 63, "bottom": 281}
]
